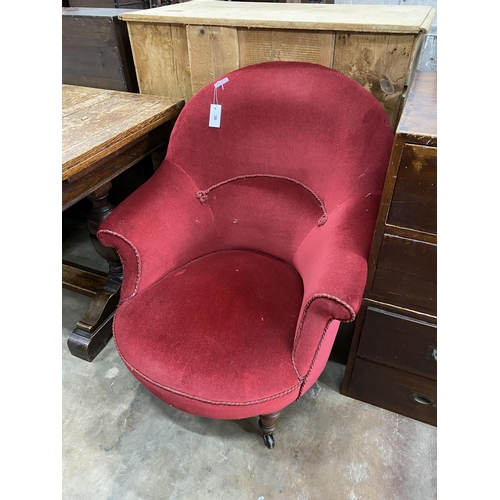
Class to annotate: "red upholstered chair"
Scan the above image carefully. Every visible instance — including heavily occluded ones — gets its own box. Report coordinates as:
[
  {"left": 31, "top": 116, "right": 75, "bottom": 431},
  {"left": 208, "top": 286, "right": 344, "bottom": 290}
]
[{"left": 97, "top": 62, "right": 393, "bottom": 448}]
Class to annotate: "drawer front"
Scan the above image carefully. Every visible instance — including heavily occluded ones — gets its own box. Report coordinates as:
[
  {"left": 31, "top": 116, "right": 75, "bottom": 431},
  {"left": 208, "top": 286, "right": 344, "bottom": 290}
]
[
  {"left": 387, "top": 144, "right": 437, "bottom": 235},
  {"left": 370, "top": 234, "right": 436, "bottom": 314},
  {"left": 347, "top": 358, "right": 437, "bottom": 426},
  {"left": 357, "top": 307, "right": 437, "bottom": 380}
]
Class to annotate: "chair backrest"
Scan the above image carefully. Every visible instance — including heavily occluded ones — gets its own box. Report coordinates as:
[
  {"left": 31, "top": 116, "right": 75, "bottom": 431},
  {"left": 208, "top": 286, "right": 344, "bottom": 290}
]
[{"left": 166, "top": 61, "right": 394, "bottom": 263}]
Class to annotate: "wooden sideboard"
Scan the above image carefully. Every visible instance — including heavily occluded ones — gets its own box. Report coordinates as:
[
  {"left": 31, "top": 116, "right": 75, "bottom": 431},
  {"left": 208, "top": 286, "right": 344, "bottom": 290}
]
[
  {"left": 341, "top": 71, "right": 437, "bottom": 426},
  {"left": 118, "top": 0, "right": 435, "bottom": 129}
]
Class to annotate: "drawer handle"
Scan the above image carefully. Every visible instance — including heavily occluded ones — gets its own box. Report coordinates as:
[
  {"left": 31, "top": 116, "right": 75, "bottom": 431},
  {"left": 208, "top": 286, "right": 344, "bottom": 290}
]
[
  {"left": 412, "top": 392, "right": 436, "bottom": 407},
  {"left": 426, "top": 345, "right": 437, "bottom": 362}
]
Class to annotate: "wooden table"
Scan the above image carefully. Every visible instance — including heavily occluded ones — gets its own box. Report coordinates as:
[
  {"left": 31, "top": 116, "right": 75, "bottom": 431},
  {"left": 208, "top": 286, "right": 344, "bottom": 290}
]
[{"left": 62, "top": 85, "right": 184, "bottom": 361}]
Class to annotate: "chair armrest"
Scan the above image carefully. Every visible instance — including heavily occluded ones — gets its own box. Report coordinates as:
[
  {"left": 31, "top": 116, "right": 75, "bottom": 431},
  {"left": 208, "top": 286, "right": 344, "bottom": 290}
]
[
  {"left": 291, "top": 193, "right": 381, "bottom": 378},
  {"left": 97, "top": 160, "right": 221, "bottom": 301}
]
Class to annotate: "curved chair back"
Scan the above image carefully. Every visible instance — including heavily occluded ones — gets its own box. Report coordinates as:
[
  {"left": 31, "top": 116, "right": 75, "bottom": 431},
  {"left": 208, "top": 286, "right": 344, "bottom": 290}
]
[{"left": 166, "top": 61, "right": 394, "bottom": 262}]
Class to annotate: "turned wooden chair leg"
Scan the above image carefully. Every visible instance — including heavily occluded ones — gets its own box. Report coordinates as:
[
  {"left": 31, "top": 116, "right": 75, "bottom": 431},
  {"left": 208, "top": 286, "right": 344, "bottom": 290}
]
[{"left": 258, "top": 411, "right": 281, "bottom": 449}]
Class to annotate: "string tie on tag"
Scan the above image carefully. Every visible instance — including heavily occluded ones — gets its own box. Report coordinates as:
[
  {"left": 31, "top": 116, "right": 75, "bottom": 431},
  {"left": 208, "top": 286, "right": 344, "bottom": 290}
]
[{"left": 213, "top": 77, "right": 229, "bottom": 105}]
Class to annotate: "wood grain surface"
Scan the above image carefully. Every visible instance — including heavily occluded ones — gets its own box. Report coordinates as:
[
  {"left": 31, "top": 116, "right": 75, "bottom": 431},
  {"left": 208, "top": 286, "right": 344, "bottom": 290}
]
[
  {"left": 62, "top": 8, "right": 138, "bottom": 92},
  {"left": 238, "top": 28, "right": 334, "bottom": 68},
  {"left": 187, "top": 25, "right": 240, "bottom": 95},
  {"left": 126, "top": 22, "right": 192, "bottom": 99},
  {"left": 387, "top": 143, "right": 437, "bottom": 235},
  {"left": 118, "top": 1, "right": 436, "bottom": 33},
  {"left": 122, "top": 2, "right": 435, "bottom": 130},
  {"left": 62, "top": 85, "right": 183, "bottom": 180},
  {"left": 397, "top": 70, "right": 437, "bottom": 140},
  {"left": 332, "top": 32, "right": 415, "bottom": 127}
]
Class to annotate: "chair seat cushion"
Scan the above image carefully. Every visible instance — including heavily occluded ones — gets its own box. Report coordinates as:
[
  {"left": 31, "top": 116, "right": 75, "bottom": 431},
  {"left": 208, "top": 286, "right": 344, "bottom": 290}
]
[{"left": 113, "top": 250, "right": 304, "bottom": 419}]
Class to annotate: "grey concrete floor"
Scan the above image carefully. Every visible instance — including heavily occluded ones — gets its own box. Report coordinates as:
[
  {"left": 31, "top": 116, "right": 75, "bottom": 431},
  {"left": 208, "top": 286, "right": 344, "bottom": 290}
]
[{"left": 62, "top": 214, "right": 437, "bottom": 500}]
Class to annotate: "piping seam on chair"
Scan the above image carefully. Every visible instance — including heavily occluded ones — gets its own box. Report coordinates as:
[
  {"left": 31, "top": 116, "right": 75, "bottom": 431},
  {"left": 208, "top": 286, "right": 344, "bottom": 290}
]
[
  {"left": 290, "top": 193, "right": 361, "bottom": 264},
  {"left": 113, "top": 336, "right": 300, "bottom": 406},
  {"left": 195, "top": 174, "right": 328, "bottom": 227},
  {"left": 167, "top": 158, "right": 227, "bottom": 249},
  {"left": 96, "top": 229, "right": 141, "bottom": 302},
  {"left": 292, "top": 293, "right": 355, "bottom": 379},
  {"left": 296, "top": 317, "right": 335, "bottom": 400}
]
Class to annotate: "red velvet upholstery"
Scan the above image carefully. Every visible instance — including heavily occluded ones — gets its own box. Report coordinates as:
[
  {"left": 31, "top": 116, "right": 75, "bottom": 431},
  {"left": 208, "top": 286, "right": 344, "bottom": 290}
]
[
  {"left": 114, "top": 250, "right": 303, "bottom": 419},
  {"left": 97, "top": 61, "right": 393, "bottom": 422}
]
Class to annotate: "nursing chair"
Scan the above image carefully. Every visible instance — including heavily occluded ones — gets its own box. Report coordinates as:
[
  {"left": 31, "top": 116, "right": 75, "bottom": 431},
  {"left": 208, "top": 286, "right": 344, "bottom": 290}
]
[{"left": 97, "top": 62, "right": 394, "bottom": 448}]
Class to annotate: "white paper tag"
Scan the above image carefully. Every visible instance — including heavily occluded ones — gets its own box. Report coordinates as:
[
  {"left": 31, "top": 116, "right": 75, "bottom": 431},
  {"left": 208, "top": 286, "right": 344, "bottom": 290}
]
[{"left": 209, "top": 104, "right": 222, "bottom": 128}]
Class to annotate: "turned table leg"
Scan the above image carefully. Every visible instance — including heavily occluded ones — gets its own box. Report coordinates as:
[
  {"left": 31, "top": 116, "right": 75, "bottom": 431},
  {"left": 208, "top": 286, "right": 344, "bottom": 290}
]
[
  {"left": 67, "top": 182, "right": 122, "bottom": 362},
  {"left": 258, "top": 411, "right": 281, "bottom": 449}
]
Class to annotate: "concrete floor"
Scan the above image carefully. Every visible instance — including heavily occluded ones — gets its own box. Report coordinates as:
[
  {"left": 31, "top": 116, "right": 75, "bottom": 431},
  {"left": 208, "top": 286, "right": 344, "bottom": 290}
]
[{"left": 62, "top": 214, "right": 437, "bottom": 500}]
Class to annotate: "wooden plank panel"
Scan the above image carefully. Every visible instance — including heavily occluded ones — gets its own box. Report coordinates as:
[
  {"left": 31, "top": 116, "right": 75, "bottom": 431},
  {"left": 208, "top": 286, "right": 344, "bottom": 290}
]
[
  {"left": 370, "top": 234, "right": 437, "bottom": 314},
  {"left": 347, "top": 357, "right": 436, "bottom": 426},
  {"left": 63, "top": 94, "right": 155, "bottom": 153},
  {"left": 127, "top": 22, "right": 192, "bottom": 100},
  {"left": 62, "top": 85, "right": 106, "bottom": 111},
  {"left": 357, "top": 306, "right": 437, "bottom": 380},
  {"left": 238, "top": 28, "right": 334, "bottom": 68},
  {"left": 62, "top": 85, "right": 182, "bottom": 179},
  {"left": 119, "top": 2, "right": 436, "bottom": 34},
  {"left": 62, "top": 127, "right": 166, "bottom": 210},
  {"left": 186, "top": 25, "right": 239, "bottom": 96},
  {"left": 387, "top": 144, "right": 437, "bottom": 235},
  {"left": 63, "top": 45, "right": 126, "bottom": 80},
  {"left": 62, "top": 10, "right": 138, "bottom": 92},
  {"left": 398, "top": 70, "right": 437, "bottom": 140},
  {"left": 62, "top": 74, "right": 134, "bottom": 93},
  {"left": 62, "top": 262, "right": 108, "bottom": 297},
  {"left": 332, "top": 33, "right": 415, "bottom": 128},
  {"left": 401, "top": 0, "right": 437, "bottom": 35}
]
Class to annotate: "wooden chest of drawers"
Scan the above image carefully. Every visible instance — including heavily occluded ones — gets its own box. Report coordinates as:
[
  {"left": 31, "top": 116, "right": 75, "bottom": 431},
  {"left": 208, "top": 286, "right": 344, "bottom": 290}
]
[{"left": 340, "top": 71, "right": 437, "bottom": 426}]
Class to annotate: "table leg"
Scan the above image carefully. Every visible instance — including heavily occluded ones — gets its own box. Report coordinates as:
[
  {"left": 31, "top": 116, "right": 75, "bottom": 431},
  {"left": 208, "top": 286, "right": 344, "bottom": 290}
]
[{"left": 67, "top": 182, "right": 123, "bottom": 362}]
